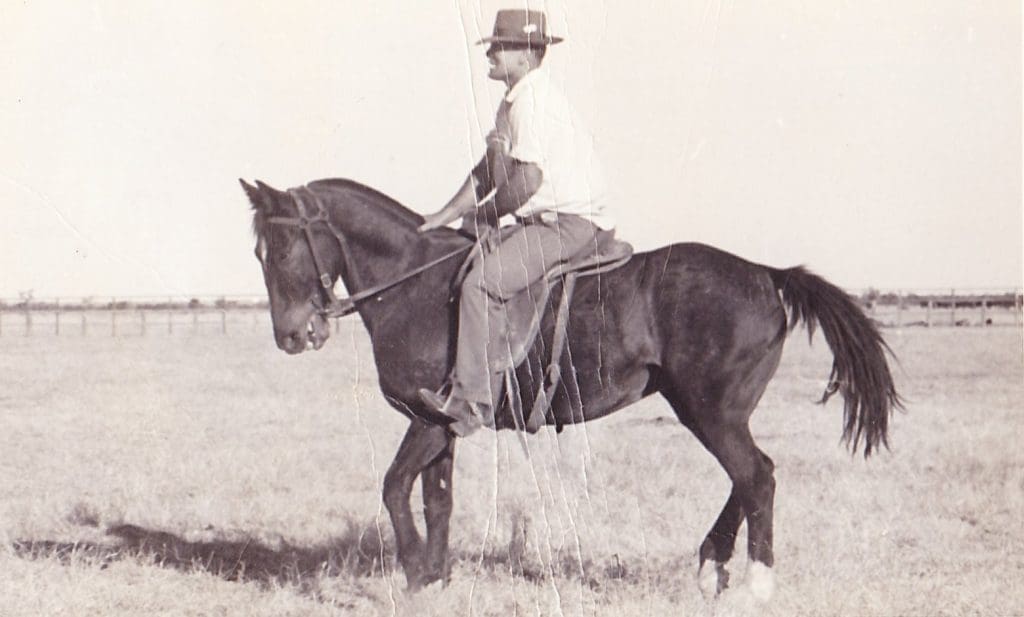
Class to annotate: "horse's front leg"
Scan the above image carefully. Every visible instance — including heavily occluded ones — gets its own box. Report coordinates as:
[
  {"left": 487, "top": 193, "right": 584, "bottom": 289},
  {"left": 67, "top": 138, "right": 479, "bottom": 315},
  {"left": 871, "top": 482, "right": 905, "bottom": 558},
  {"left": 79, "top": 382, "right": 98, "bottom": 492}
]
[
  {"left": 382, "top": 419, "right": 450, "bottom": 589},
  {"left": 421, "top": 432, "right": 455, "bottom": 585}
]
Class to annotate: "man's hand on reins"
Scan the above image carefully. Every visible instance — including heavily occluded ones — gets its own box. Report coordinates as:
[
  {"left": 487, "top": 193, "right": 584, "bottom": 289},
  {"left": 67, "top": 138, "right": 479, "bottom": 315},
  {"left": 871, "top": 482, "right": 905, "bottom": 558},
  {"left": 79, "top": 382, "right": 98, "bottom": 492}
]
[
  {"left": 418, "top": 211, "right": 456, "bottom": 232},
  {"left": 419, "top": 172, "right": 482, "bottom": 233}
]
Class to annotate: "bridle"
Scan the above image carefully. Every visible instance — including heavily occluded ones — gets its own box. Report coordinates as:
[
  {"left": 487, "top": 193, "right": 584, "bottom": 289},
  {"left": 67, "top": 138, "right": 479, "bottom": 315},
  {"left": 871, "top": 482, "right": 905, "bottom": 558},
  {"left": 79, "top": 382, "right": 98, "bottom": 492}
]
[{"left": 264, "top": 186, "right": 472, "bottom": 318}]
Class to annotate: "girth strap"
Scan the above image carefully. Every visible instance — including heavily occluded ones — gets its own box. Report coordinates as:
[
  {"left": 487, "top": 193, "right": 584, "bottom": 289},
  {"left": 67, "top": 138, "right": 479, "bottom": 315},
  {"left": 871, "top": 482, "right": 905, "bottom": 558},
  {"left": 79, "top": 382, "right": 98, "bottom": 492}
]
[{"left": 525, "top": 272, "right": 579, "bottom": 432}]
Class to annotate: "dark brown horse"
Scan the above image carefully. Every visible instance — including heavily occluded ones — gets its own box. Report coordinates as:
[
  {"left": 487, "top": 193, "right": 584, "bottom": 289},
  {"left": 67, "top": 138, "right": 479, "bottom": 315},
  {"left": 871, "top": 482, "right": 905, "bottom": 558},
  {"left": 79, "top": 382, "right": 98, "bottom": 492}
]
[{"left": 241, "top": 177, "right": 900, "bottom": 600}]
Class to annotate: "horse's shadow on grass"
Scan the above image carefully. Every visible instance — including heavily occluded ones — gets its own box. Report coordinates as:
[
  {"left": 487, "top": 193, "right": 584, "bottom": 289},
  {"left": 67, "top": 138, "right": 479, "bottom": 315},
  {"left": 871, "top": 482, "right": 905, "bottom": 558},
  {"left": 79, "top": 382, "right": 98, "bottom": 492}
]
[
  {"left": 13, "top": 514, "right": 639, "bottom": 595},
  {"left": 14, "top": 521, "right": 392, "bottom": 592}
]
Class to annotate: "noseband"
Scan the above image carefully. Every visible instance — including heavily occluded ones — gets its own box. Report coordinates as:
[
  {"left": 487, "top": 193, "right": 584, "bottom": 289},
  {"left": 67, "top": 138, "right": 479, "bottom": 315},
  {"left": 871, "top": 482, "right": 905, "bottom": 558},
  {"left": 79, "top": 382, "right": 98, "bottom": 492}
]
[{"left": 264, "top": 186, "right": 471, "bottom": 318}]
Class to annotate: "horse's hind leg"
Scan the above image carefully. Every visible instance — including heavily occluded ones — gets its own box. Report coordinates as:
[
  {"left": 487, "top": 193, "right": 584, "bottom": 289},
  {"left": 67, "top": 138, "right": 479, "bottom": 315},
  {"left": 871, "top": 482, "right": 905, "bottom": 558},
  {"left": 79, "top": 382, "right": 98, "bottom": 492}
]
[
  {"left": 664, "top": 397, "right": 748, "bottom": 598},
  {"left": 702, "top": 425, "right": 777, "bottom": 601},
  {"left": 696, "top": 489, "right": 744, "bottom": 597},
  {"left": 664, "top": 344, "right": 782, "bottom": 600},
  {"left": 680, "top": 410, "right": 777, "bottom": 600}
]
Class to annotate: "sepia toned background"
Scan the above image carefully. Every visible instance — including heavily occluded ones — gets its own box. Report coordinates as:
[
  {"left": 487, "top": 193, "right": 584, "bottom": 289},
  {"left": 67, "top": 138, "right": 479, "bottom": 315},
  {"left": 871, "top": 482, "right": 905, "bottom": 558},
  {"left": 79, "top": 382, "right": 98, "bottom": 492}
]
[
  {"left": 1, "top": 2, "right": 1022, "bottom": 616},
  {"left": 2, "top": 1, "right": 1020, "bottom": 298}
]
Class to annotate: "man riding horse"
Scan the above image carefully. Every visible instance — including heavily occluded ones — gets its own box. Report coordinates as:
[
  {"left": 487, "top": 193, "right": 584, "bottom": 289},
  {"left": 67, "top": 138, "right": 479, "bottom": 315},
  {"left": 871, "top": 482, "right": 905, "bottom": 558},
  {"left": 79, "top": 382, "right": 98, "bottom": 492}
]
[
  {"left": 241, "top": 6, "right": 901, "bottom": 599},
  {"left": 417, "top": 9, "right": 615, "bottom": 436}
]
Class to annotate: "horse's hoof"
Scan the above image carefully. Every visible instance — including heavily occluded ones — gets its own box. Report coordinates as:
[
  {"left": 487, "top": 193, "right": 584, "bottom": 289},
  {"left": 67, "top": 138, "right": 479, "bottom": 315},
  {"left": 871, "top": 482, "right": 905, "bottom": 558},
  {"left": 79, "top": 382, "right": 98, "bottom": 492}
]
[
  {"left": 745, "top": 561, "right": 775, "bottom": 601},
  {"left": 406, "top": 567, "right": 447, "bottom": 592},
  {"left": 421, "top": 577, "right": 445, "bottom": 592},
  {"left": 698, "top": 560, "right": 729, "bottom": 599}
]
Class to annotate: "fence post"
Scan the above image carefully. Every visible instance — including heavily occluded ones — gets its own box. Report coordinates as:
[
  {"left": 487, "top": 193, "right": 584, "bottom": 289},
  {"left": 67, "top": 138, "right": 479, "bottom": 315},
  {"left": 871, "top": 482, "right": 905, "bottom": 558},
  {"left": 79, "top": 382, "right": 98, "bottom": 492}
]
[
  {"left": 168, "top": 297, "right": 173, "bottom": 334},
  {"left": 140, "top": 309, "right": 146, "bottom": 336},
  {"left": 926, "top": 298, "right": 932, "bottom": 327},
  {"left": 24, "top": 308, "right": 31, "bottom": 337},
  {"left": 111, "top": 298, "right": 117, "bottom": 337},
  {"left": 82, "top": 309, "right": 87, "bottom": 336},
  {"left": 55, "top": 299, "right": 60, "bottom": 336},
  {"left": 950, "top": 289, "right": 956, "bottom": 326},
  {"left": 896, "top": 291, "right": 903, "bottom": 328},
  {"left": 980, "top": 299, "right": 987, "bottom": 326},
  {"left": 221, "top": 308, "right": 227, "bottom": 335},
  {"left": 192, "top": 305, "right": 199, "bottom": 333}
]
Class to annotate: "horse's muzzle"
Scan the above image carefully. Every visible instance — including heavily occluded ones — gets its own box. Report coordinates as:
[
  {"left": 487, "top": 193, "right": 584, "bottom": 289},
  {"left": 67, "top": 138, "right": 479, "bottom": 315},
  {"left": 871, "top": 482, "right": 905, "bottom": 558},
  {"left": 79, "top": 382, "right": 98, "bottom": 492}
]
[{"left": 276, "top": 314, "right": 329, "bottom": 354}]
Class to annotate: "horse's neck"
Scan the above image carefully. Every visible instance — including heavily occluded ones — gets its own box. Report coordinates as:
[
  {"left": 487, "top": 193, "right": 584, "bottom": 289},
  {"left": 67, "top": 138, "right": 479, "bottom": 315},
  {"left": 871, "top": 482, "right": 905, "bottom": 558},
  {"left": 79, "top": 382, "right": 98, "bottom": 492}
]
[
  {"left": 319, "top": 184, "right": 465, "bottom": 322},
  {"left": 320, "top": 185, "right": 420, "bottom": 291}
]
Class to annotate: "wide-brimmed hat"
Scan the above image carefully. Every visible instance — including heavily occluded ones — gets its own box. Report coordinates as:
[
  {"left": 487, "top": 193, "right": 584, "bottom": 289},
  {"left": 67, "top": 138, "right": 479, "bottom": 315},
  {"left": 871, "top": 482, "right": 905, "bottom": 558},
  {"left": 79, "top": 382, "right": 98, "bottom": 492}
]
[{"left": 476, "top": 9, "right": 564, "bottom": 46}]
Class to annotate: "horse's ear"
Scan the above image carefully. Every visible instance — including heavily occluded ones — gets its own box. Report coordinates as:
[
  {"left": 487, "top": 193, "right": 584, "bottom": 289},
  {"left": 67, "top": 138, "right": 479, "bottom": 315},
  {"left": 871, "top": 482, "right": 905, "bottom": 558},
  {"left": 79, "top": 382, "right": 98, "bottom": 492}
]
[
  {"left": 240, "top": 178, "right": 274, "bottom": 212},
  {"left": 254, "top": 179, "right": 279, "bottom": 194}
]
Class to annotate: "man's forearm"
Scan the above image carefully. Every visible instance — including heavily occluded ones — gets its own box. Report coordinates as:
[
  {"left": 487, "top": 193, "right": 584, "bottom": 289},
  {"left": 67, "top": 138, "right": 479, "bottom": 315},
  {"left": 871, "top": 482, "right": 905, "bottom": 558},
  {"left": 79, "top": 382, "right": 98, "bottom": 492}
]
[
  {"left": 470, "top": 155, "right": 494, "bottom": 202},
  {"left": 448, "top": 175, "right": 481, "bottom": 217},
  {"left": 424, "top": 175, "right": 480, "bottom": 228},
  {"left": 419, "top": 172, "right": 479, "bottom": 231},
  {"left": 422, "top": 157, "right": 541, "bottom": 231},
  {"left": 470, "top": 160, "right": 543, "bottom": 227},
  {"left": 436, "top": 154, "right": 493, "bottom": 221}
]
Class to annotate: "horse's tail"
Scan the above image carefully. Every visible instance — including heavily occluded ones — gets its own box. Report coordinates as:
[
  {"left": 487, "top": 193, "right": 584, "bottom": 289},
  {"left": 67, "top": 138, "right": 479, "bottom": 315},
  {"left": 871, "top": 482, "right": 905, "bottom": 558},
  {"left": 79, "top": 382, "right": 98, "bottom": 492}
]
[{"left": 769, "top": 266, "right": 902, "bottom": 457}]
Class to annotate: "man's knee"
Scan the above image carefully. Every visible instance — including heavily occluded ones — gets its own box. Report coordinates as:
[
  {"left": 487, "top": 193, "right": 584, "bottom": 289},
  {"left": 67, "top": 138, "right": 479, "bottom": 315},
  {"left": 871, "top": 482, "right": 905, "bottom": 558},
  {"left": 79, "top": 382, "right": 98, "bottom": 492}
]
[
  {"left": 479, "top": 263, "right": 531, "bottom": 300},
  {"left": 460, "top": 266, "right": 502, "bottom": 307},
  {"left": 459, "top": 254, "right": 510, "bottom": 300}
]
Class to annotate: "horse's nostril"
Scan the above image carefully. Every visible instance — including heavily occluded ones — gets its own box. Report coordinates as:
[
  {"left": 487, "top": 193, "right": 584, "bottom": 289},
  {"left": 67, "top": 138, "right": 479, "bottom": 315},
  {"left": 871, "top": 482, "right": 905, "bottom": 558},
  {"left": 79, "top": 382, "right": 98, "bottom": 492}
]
[{"left": 277, "top": 331, "right": 303, "bottom": 353}]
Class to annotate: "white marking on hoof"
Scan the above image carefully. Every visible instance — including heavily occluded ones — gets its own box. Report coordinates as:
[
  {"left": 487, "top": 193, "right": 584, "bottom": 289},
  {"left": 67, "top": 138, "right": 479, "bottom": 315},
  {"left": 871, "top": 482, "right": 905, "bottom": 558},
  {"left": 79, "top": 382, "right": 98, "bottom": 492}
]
[
  {"left": 746, "top": 561, "right": 775, "bottom": 602},
  {"left": 698, "top": 560, "right": 723, "bottom": 599}
]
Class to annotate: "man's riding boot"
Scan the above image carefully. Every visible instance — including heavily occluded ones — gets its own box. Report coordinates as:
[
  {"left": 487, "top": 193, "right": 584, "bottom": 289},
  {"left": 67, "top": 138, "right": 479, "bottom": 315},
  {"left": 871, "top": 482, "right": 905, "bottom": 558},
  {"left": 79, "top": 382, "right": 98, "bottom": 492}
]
[{"left": 418, "top": 388, "right": 486, "bottom": 437}]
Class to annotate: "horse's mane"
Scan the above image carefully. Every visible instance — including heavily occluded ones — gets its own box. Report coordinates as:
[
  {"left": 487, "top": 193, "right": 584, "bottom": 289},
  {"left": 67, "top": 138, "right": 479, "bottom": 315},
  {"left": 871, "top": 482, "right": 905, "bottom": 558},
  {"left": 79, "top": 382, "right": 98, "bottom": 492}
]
[
  {"left": 310, "top": 178, "right": 424, "bottom": 228},
  {"left": 250, "top": 177, "right": 468, "bottom": 244}
]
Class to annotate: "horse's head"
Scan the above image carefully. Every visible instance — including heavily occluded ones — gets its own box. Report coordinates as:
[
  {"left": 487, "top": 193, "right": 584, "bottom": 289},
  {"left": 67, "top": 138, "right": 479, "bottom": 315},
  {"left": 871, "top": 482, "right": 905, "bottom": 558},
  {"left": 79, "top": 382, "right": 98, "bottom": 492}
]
[{"left": 241, "top": 179, "right": 334, "bottom": 354}]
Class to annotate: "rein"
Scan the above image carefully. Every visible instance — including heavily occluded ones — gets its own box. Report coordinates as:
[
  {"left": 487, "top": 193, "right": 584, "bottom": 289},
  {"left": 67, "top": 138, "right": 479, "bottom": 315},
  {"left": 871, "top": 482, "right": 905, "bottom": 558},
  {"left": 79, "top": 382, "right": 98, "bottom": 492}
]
[{"left": 266, "top": 187, "right": 471, "bottom": 318}]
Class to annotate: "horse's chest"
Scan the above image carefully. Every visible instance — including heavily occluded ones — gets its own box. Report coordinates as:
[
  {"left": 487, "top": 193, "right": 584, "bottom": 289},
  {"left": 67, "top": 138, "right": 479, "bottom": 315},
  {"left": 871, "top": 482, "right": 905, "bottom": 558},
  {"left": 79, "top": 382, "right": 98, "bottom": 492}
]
[{"left": 370, "top": 316, "right": 451, "bottom": 391}]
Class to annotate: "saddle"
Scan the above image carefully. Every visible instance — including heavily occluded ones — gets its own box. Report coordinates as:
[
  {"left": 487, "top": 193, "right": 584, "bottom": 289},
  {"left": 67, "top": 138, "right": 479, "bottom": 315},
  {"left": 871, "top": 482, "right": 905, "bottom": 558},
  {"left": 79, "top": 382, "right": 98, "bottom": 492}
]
[{"left": 456, "top": 226, "right": 633, "bottom": 433}]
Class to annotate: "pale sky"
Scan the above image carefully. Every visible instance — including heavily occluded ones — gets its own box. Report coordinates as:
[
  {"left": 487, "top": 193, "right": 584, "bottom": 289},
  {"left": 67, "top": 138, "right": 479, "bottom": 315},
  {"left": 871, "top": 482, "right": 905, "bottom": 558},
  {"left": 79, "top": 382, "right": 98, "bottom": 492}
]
[{"left": 2, "top": 1, "right": 1020, "bottom": 299}]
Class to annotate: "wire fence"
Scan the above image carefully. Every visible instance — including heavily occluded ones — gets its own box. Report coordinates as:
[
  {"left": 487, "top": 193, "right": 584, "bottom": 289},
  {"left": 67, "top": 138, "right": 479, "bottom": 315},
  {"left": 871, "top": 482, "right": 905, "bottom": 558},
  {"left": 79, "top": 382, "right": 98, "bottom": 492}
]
[
  {"left": 852, "top": 288, "right": 1023, "bottom": 329},
  {"left": 0, "top": 295, "right": 273, "bottom": 338},
  {"left": 0, "top": 307, "right": 274, "bottom": 338},
  {"left": 0, "top": 290, "right": 1020, "bottom": 337}
]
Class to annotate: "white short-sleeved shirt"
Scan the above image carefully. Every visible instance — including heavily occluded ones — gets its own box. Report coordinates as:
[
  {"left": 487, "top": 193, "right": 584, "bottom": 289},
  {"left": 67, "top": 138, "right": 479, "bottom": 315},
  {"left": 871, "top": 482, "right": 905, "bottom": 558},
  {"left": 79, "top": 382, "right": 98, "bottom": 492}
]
[{"left": 487, "top": 67, "right": 614, "bottom": 230}]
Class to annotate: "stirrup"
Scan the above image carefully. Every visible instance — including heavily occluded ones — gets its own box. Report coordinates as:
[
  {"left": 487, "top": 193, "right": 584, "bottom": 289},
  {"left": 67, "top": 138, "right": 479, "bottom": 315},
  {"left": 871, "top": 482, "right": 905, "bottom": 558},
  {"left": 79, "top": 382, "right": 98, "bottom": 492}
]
[{"left": 417, "top": 388, "right": 483, "bottom": 436}]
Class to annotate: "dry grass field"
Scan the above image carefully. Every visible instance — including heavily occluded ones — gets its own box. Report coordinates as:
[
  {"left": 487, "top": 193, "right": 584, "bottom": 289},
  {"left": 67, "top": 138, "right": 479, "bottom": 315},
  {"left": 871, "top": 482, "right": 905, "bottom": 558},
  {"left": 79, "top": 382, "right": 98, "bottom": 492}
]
[{"left": 1, "top": 320, "right": 1021, "bottom": 616}]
